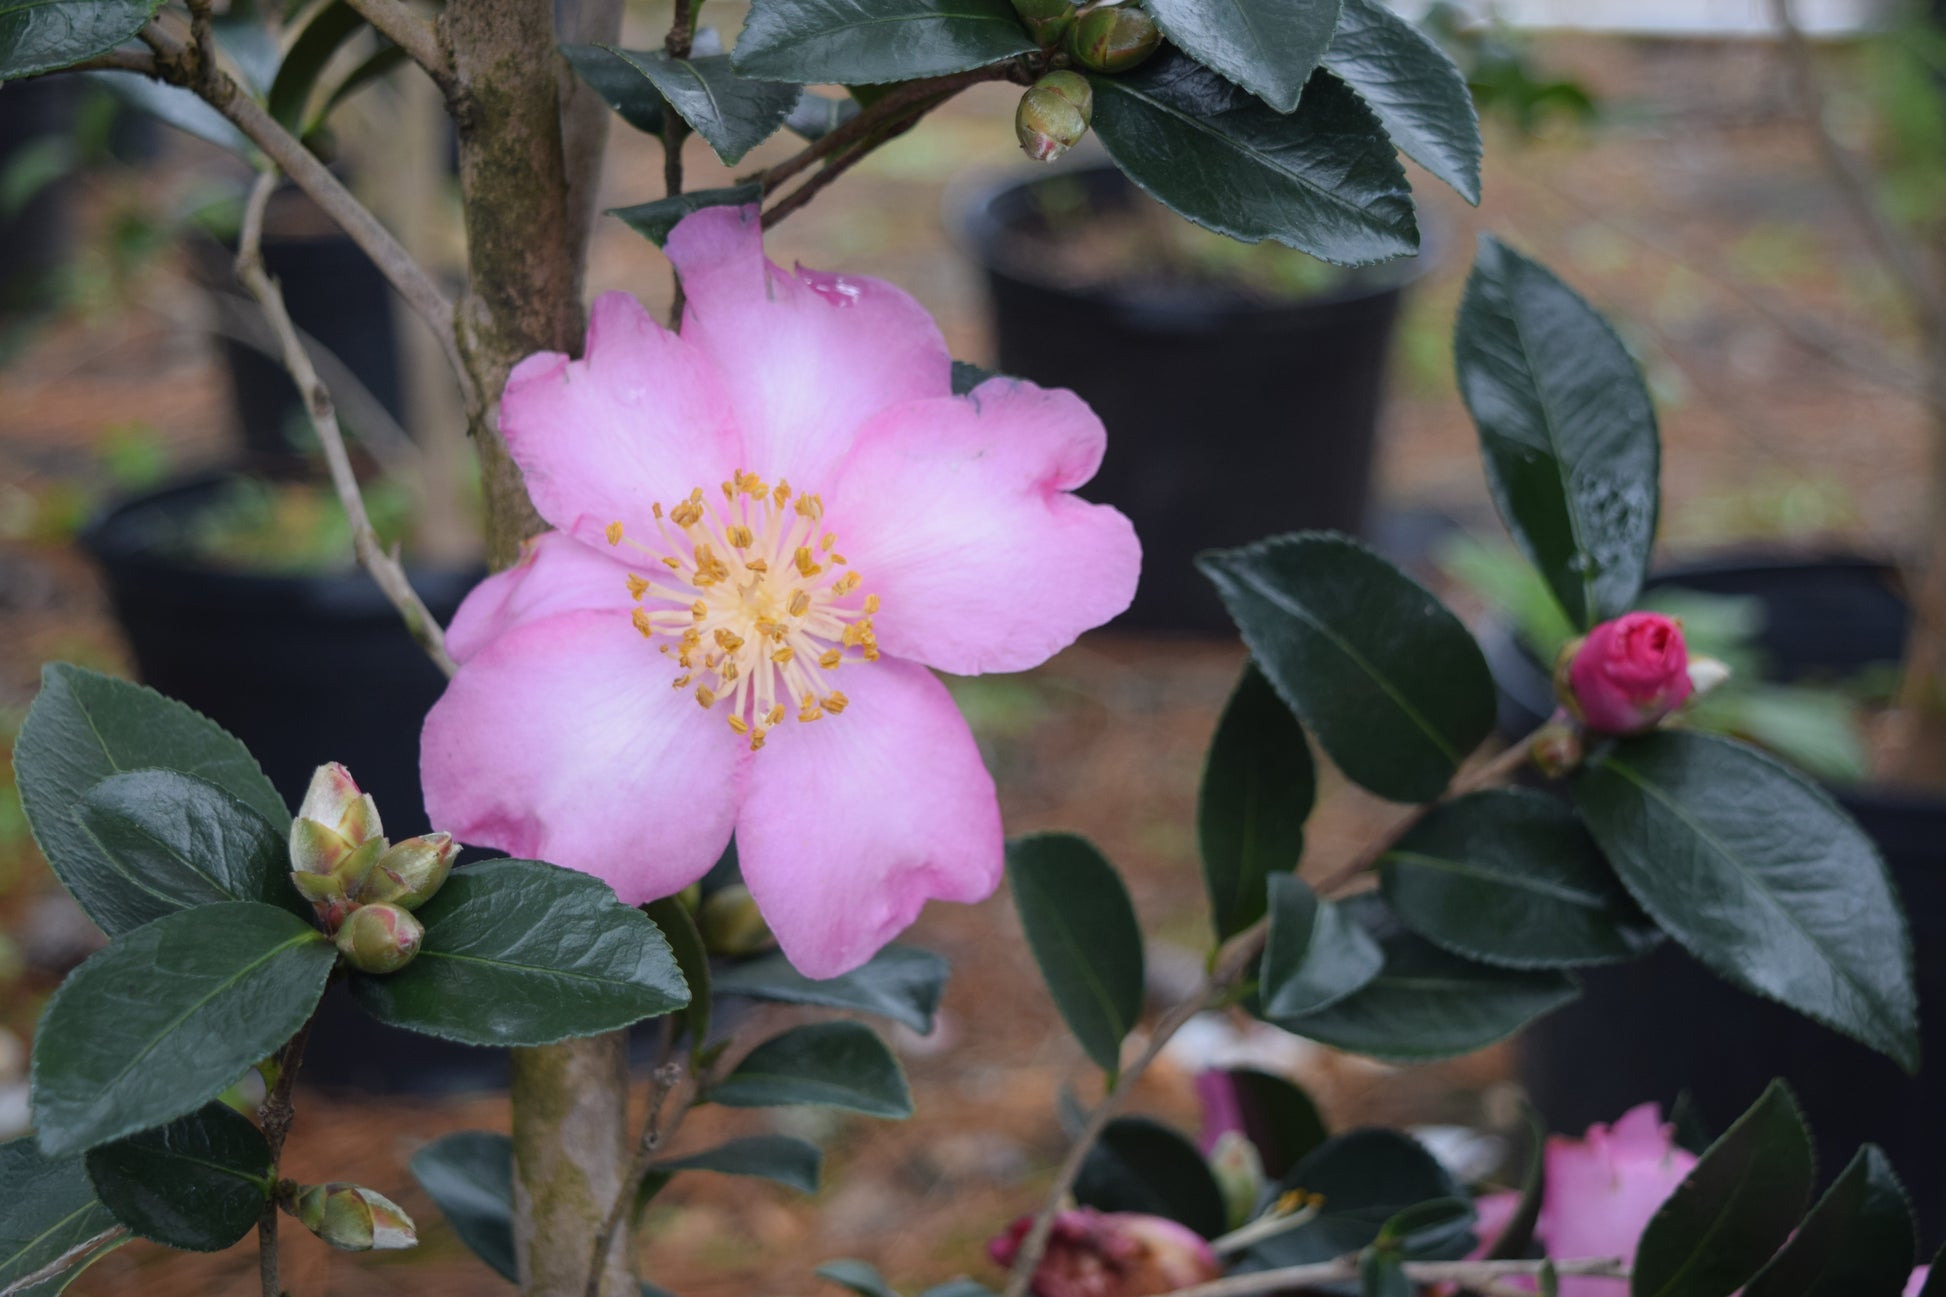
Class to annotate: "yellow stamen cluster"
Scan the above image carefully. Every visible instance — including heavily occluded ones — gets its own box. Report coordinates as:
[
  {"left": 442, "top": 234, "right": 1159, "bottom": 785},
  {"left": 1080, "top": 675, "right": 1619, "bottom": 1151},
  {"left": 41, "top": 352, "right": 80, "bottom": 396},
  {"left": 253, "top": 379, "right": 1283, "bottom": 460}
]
[{"left": 608, "top": 470, "right": 879, "bottom": 750}]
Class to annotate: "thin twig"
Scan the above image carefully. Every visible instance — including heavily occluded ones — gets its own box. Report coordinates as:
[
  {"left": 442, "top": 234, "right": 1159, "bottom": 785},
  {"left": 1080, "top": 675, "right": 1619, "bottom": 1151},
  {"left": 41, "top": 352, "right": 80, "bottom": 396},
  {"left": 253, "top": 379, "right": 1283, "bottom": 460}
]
[
  {"left": 659, "top": 0, "right": 697, "bottom": 327},
  {"left": 344, "top": 0, "right": 454, "bottom": 93},
  {"left": 138, "top": 20, "right": 473, "bottom": 407},
  {"left": 1000, "top": 728, "right": 1547, "bottom": 1297},
  {"left": 237, "top": 171, "right": 459, "bottom": 677},
  {"left": 1164, "top": 1254, "right": 1628, "bottom": 1297},
  {"left": 583, "top": 1063, "right": 687, "bottom": 1297},
  {"left": 761, "top": 91, "right": 946, "bottom": 230},
  {"left": 0, "top": 1227, "right": 130, "bottom": 1297},
  {"left": 256, "top": 1019, "right": 314, "bottom": 1297}
]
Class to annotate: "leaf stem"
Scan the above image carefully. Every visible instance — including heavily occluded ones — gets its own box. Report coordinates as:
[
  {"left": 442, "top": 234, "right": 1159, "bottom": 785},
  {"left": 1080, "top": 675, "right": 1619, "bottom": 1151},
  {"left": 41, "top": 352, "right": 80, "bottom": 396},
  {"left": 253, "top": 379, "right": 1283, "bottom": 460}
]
[
  {"left": 998, "top": 726, "right": 1547, "bottom": 1297},
  {"left": 0, "top": 1227, "right": 129, "bottom": 1297}
]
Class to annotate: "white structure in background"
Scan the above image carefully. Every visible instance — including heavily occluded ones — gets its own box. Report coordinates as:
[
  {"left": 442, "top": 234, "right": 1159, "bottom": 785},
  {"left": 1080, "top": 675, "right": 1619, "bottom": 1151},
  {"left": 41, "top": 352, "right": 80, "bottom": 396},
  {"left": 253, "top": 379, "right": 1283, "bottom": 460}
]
[{"left": 1390, "top": 0, "right": 1890, "bottom": 35}]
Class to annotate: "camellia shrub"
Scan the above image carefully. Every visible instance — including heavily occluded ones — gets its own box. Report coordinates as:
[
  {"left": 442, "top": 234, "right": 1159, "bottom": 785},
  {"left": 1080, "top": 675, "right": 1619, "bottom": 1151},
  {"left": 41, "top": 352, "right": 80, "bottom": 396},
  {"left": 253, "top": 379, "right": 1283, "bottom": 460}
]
[{"left": 0, "top": 1, "right": 1934, "bottom": 1296}]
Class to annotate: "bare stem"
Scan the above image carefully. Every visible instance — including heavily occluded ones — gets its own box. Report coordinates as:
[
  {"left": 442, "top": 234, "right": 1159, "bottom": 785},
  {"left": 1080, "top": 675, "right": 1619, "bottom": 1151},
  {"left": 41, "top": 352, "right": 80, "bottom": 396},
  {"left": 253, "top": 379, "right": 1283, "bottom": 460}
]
[
  {"left": 256, "top": 1019, "right": 314, "bottom": 1297},
  {"left": 658, "top": 0, "right": 697, "bottom": 326},
  {"left": 1165, "top": 1254, "right": 1628, "bottom": 1297},
  {"left": 0, "top": 1228, "right": 130, "bottom": 1297},
  {"left": 237, "top": 172, "right": 459, "bottom": 677},
  {"left": 999, "top": 729, "right": 1546, "bottom": 1297},
  {"left": 344, "top": 0, "right": 455, "bottom": 92},
  {"left": 583, "top": 1062, "right": 687, "bottom": 1297},
  {"left": 138, "top": 21, "right": 472, "bottom": 406}
]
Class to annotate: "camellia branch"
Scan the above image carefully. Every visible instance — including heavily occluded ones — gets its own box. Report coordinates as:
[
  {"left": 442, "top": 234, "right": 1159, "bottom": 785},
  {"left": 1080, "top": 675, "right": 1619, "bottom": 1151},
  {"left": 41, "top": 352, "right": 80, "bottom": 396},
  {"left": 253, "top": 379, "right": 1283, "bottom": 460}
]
[
  {"left": 761, "top": 89, "right": 950, "bottom": 230},
  {"left": 236, "top": 171, "right": 460, "bottom": 677},
  {"left": 342, "top": 0, "right": 454, "bottom": 93},
  {"left": 999, "top": 727, "right": 1549, "bottom": 1297},
  {"left": 0, "top": 1227, "right": 130, "bottom": 1297},
  {"left": 1164, "top": 1254, "right": 1628, "bottom": 1297},
  {"left": 583, "top": 1062, "right": 688, "bottom": 1297},
  {"left": 135, "top": 21, "right": 473, "bottom": 406},
  {"left": 255, "top": 1019, "right": 314, "bottom": 1297},
  {"left": 660, "top": 0, "right": 698, "bottom": 325}
]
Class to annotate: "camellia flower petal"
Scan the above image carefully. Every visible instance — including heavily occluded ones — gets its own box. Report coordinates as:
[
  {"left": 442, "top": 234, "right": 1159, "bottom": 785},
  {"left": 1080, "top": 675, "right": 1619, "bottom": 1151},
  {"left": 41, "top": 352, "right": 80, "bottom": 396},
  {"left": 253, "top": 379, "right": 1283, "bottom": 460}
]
[
  {"left": 422, "top": 203, "right": 1140, "bottom": 977},
  {"left": 1540, "top": 1103, "right": 1697, "bottom": 1297},
  {"left": 988, "top": 1208, "right": 1220, "bottom": 1297}
]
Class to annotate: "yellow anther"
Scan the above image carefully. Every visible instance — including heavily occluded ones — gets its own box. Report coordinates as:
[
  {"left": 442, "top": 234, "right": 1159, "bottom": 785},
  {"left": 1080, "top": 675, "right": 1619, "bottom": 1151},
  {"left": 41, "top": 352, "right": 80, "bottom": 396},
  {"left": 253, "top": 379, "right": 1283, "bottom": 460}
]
[
  {"left": 765, "top": 705, "right": 786, "bottom": 727},
  {"left": 749, "top": 728, "right": 767, "bottom": 751},
  {"left": 692, "top": 601, "right": 708, "bottom": 620},
  {"left": 793, "top": 547, "right": 822, "bottom": 577},
  {"left": 721, "top": 480, "right": 736, "bottom": 501},
  {"left": 772, "top": 646, "right": 795, "bottom": 664},
  {"left": 746, "top": 558, "right": 768, "bottom": 573},
  {"left": 833, "top": 572, "right": 861, "bottom": 595},
  {"left": 864, "top": 594, "right": 881, "bottom": 614},
  {"left": 661, "top": 556, "right": 682, "bottom": 569},
  {"left": 820, "top": 532, "right": 837, "bottom": 552},
  {"left": 774, "top": 480, "right": 792, "bottom": 506},
  {"left": 788, "top": 590, "right": 811, "bottom": 617},
  {"left": 652, "top": 502, "right": 664, "bottom": 519},
  {"left": 714, "top": 629, "right": 745, "bottom": 652},
  {"left": 695, "top": 685, "right": 717, "bottom": 708},
  {"left": 824, "top": 691, "right": 849, "bottom": 714},
  {"left": 631, "top": 609, "right": 654, "bottom": 637},
  {"left": 863, "top": 644, "right": 881, "bottom": 662},
  {"left": 605, "top": 521, "right": 624, "bottom": 545},
  {"left": 728, "top": 715, "right": 749, "bottom": 735},
  {"left": 626, "top": 573, "right": 649, "bottom": 599},
  {"left": 727, "top": 525, "right": 754, "bottom": 548},
  {"left": 819, "top": 649, "right": 842, "bottom": 669},
  {"left": 721, "top": 660, "right": 740, "bottom": 682},
  {"left": 673, "top": 674, "right": 691, "bottom": 688},
  {"left": 830, "top": 553, "right": 848, "bottom": 565}
]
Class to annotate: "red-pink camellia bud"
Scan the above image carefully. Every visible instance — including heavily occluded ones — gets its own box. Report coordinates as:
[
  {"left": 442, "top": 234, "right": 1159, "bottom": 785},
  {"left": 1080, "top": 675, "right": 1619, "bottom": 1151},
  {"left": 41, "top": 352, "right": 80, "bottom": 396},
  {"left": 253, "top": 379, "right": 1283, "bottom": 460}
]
[
  {"left": 988, "top": 1208, "right": 1220, "bottom": 1297},
  {"left": 1559, "top": 612, "right": 1693, "bottom": 736}
]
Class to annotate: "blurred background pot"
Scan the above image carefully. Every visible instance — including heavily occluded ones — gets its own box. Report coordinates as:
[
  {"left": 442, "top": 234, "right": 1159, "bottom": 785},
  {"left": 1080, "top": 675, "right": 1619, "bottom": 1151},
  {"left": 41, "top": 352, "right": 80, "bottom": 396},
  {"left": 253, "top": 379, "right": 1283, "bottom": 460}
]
[
  {"left": 1489, "top": 554, "right": 1946, "bottom": 1241},
  {"left": 953, "top": 163, "right": 1434, "bottom": 632}
]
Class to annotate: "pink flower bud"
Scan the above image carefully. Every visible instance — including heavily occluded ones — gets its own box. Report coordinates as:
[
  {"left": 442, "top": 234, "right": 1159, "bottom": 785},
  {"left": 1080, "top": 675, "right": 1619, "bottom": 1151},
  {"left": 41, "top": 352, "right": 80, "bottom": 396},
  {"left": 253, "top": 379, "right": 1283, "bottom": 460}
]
[
  {"left": 296, "top": 763, "right": 383, "bottom": 844},
  {"left": 988, "top": 1209, "right": 1220, "bottom": 1297},
  {"left": 1559, "top": 613, "right": 1694, "bottom": 736},
  {"left": 334, "top": 902, "right": 424, "bottom": 974},
  {"left": 288, "top": 1182, "right": 417, "bottom": 1251}
]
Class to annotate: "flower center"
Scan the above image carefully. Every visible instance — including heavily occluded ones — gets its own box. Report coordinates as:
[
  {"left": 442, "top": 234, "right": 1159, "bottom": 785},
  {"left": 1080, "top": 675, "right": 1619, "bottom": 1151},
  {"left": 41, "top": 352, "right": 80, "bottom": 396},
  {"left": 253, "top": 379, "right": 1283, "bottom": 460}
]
[{"left": 607, "top": 470, "right": 879, "bottom": 751}]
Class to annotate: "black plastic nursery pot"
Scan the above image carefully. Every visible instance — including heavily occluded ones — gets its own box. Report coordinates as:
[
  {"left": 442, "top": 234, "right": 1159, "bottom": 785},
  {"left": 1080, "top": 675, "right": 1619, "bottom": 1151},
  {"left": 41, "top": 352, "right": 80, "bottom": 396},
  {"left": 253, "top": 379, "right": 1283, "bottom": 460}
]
[
  {"left": 1491, "top": 555, "right": 1946, "bottom": 1238},
  {"left": 953, "top": 164, "right": 1431, "bottom": 633},
  {"left": 82, "top": 473, "right": 488, "bottom": 1091}
]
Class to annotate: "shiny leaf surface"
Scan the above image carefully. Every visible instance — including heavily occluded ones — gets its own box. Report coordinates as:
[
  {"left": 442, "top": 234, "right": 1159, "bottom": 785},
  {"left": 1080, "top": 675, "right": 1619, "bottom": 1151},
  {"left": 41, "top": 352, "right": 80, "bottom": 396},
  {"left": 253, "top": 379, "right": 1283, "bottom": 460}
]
[
  {"left": 1199, "top": 533, "right": 1495, "bottom": 804},
  {"left": 1007, "top": 834, "right": 1145, "bottom": 1076},
  {"left": 1322, "top": 0, "right": 1481, "bottom": 203},
  {"left": 612, "top": 183, "right": 763, "bottom": 247},
  {"left": 1241, "top": 1128, "right": 1467, "bottom": 1267},
  {"left": 0, "top": 0, "right": 161, "bottom": 77},
  {"left": 1259, "top": 874, "right": 1383, "bottom": 1018},
  {"left": 1742, "top": 1145, "right": 1915, "bottom": 1297},
  {"left": 562, "top": 43, "right": 666, "bottom": 133},
  {"left": 85, "top": 1103, "right": 271, "bottom": 1252},
  {"left": 653, "top": 1136, "right": 823, "bottom": 1194},
  {"left": 603, "top": 47, "right": 799, "bottom": 163},
  {"left": 712, "top": 1022, "right": 912, "bottom": 1117},
  {"left": 713, "top": 945, "right": 948, "bottom": 1034},
  {"left": 1199, "top": 662, "right": 1315, "bottom": 941},
  {"left": 733, "top": 0, "right": 1036, "bottom": 84},
  {"left": 1143, "top": 0, "right": 1341, "bottom": 113},
  {"left": 410, "top": 1131, "right": 516, "bottom": 1282},
  {"left": 1074, "top": 1117, "right": 1228, "bottom": 1239},
  {"left": 0, "top": 1139, "right": 125, "bottom": 1296}
]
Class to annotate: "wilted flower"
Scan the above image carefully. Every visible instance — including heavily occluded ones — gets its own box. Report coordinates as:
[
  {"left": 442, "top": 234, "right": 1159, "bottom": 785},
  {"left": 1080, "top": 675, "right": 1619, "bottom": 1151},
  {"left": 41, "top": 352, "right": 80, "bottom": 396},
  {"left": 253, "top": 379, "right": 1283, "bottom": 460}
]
[
  {"left": 1559, "top": 613, "right": 1694, "bottom": 735},
  {"left": 420, "top": 204, "right": 1139, "bottom": 977},
  {"left": 288, "top": 1183, "right": 417, "bottom": 1251},
  {"left": 988, "top": 1209, "right": 1219, "bottom": 1297}
]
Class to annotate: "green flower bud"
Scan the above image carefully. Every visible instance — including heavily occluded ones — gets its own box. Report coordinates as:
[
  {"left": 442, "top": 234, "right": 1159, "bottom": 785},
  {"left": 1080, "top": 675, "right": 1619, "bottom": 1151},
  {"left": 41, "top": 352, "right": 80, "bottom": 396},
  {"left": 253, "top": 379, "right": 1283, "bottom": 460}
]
[
  {"left": 288, "top": 1183, "right": 417, "bottom": 1252},
  {"left": 1017, "top": 72, "right": 1094, "bottom": 163},
  {"left": 291, "top": 834, "right": 388, "bottom": 930},
  {"left": 1529, "top": 710, "right": 1586, "bottom": 781},
  {"left": 296, "top": 763, "right": 383, "bottom": 845},
  {"left": 1207, "top": 1130, "right": 1265, "bottom": 1231},
  {"left": 1011, "top": 0, "right": 1077, "bottom": 45},
  {"left": 698, "top": 883, "right": 774, "bottom": 956},
  {"left": 1067, "top": 3, "right": 1161, "bottom": 74},
  {"left": 357, "top": 833, "right": 459, "bottom": 911},
  {"left": 334, "top": 902, "right": 424, "bottom": 974}
]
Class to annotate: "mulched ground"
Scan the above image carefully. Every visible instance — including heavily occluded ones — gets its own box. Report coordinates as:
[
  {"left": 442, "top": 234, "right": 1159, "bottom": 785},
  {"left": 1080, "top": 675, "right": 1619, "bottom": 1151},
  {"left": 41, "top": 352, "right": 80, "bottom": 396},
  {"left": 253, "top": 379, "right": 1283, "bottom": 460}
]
[{"left": 0, "top": 21, "right": 1929, "bottom": 1296}]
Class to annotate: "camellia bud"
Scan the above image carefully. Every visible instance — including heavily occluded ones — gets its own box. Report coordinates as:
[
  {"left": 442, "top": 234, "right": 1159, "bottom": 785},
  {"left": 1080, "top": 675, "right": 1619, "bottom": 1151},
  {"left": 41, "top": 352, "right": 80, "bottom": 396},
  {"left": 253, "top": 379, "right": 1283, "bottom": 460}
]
[
  {"left": 1207, "top": 1130, "right": 1264, "bottom": 1232},
  {"left": 1016, "top": 71, "right": 1094, "bottom": 163},
  {"left": 356, "top": 833, "right": 459, "bottom": 911},
  {"left": 1066, "top": 3, "right": 1161, "bottom": 75},
  {"left": 698, "top": 883, "right": 774, "bottom": 956},
  {"left": 334, "top": 902, "right": 424, "bottom": 974},
  {"left": 1529, "top": 709, "right": 1586, "bottom": 780},
  {"left": 989, "top": 1208, "right": 1220, "bottom": 1297},
  {"left": 1556, "top": 612, "right": 1695, "bottom": 736},
  {"left": 288, "top": 1183, "right": 418, "bottom": 1252},
  {"left": 295, "top": 763, "right": 383, "bottom": 845},
  {"left": 1012, "top": 0, "right": 1077, "bottom": 45}
]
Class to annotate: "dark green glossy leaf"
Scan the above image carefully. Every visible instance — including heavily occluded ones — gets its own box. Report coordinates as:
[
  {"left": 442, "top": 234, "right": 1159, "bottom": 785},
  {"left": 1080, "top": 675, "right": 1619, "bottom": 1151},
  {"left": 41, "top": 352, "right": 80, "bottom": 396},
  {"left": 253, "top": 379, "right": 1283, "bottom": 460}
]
[
  {"left": 1323, "top": 0, "right": 1481, "bottom": 203},
  {"left": 1743, "top": 1145, "right": 1915, "bottom": 1297},
  {"left": 1456, "top": 235, "right": 1660, "bottom": 629},
  {"left": 1271, "top": 898, "right": 1577, "bottom": 1061},
  {"left": 74, "top": 770, "right": 310, "bottom": 924},
  {"left": 1632, "top": 1080, "right": 1813, "bottom": 1297},
  {"left": 85, "top": 1103, "right": 271, "bottom": 1251},
  {"left": 16, "top": 664, "right": 287, "bottom": 937},
  {"left": 0, "top": 0, "right": 161, "bottom": 77},
  {"left": 1576, "top": 730, "right": 1918, "bottom": 1071},
  {"left": 410, "top": 1131, "right": 515, "bottom": 1282},
  {"left": 1361, "top": 1249, "right": 1411, "bottom": 1297},
  {"left": 712, "top": 1022, "right": 912, "bottom": 1118},
  {"left": 1377, "top": 1196, "right": 1475, "bottom": 1257},
  {"left": 1198, "top": 533, "right": 1495, "bottom": 804},
  {"left": 1200, "top": 662, "right": 1315, "bottom": 941},
  {"left": 349, "top": 859, "right": 688, "bottom": 1047},
  {"left": 712, "top": 945, "right": 948, "bottom": 1034},
  {"left": 1074, "top": 1117, "right": 1228, "bottom": 1240},
  {"left": 562, "top": 43, "right": 666, "bottom": 134},
  {"left": 645, "top": 896, "right": 711, "bottom": 1052},
  {"left": 1144, "top": 0, "right": 1340, "bottom": 113},
  {"left": 1006, "top": 834, "right": 1145, "bottom": 1077},
  {"left": 733, "top": 0, "right": 1036, "bottom": 84},
  {"left": 1090, "top": 54, "right": 1418, "bottom": 267},
  {"left": 1221, "top": 1069, "right": 1328, "bottom": 1177},
  {"left": 603, "top": 47, "right": 798, "bottom": 164},
  {"left": 785, "top": 88, "right": 860, "bottom": 140},
  {"left": 266, "top": 0, "right": 366, "bottom": 130},
  {"left": 1260, "top": 874, "right": 1382, "bottom": 1018},
  {"left": 32, "top": 903, "right": 334, "bottom": 1157},
  {"left": 1379, "top": 789, "right": 1659, "bottom": 969},
  {"left": 818, "top": 1260, "right": 898, "bottom": 1297},
  {"left": 652, "top": 1135, "right": 822, "bottom": 1194},
  {"left": 1240, "top": 1128, "right": 1468, "bottom": 1268},
  {"left": 0, "top": 1139, "right": 125, "bottom": 1297},
  {"left": 612, "top": 183, "right": 763, "bottom": 247}
]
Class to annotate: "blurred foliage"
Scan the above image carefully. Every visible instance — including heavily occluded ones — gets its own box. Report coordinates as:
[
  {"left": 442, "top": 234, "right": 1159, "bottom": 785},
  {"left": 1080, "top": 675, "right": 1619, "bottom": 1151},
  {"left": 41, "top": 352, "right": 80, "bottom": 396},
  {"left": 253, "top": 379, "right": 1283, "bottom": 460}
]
[
  {"left": 0, "top": 422, "right": 175, "bottom": 545},
  {"left": 1863, "top": 2, "right": 1946, "bottom": 242},
  {"left": 1422, "top": 2, "right": 1600, "bottom": 137},
  {"left": 169, "top": 475, "right": 416, "bottom": 574},
  {"left": 1439, "top": 533, "right": 1871, "bottom": 782}
]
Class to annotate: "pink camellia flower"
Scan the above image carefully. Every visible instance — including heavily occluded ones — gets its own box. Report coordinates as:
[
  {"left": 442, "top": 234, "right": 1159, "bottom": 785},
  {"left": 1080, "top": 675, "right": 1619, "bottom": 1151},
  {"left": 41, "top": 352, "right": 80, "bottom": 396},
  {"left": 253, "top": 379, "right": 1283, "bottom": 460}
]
[
  {"left": 988, "top": 1209, "right": 1220, "bottom": 1297},
  {"left": 1908, "top": 1268, "right": 1931, "bottom": 1297},
  {"left": 419, "top": 204, "right": 1139, "bottom": 978},
  {"left": 1562, "top": 612, "right": 1694, "bottom": 735}
]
